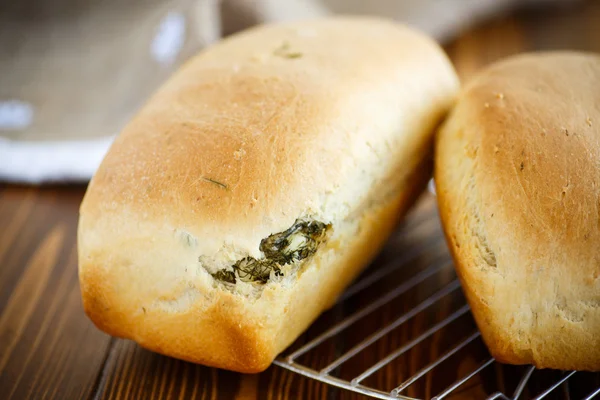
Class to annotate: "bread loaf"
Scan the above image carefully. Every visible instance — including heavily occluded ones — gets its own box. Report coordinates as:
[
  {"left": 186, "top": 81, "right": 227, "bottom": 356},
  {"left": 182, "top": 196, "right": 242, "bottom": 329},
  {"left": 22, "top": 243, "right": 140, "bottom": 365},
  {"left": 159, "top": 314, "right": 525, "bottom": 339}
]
[
  {"left": 78, "top": 17, "right": 459, "bottom": 372},
  {"left": 435, "top": 52, "right": 600, "bottom": 370}
]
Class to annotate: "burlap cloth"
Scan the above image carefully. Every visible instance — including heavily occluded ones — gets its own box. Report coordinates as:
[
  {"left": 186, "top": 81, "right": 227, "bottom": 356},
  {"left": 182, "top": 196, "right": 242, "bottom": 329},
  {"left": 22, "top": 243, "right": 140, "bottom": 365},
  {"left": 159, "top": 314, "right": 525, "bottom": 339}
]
[{"left": 0, "top": 0, "right": 576, "bottom": 182}]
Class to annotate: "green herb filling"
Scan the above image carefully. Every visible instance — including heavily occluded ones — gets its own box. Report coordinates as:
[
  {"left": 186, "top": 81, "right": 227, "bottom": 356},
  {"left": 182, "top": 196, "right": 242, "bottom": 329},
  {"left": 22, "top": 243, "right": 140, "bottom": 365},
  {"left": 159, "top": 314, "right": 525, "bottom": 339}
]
[{"left": 212, "top": 219, "right": 330, "bottom": 284}]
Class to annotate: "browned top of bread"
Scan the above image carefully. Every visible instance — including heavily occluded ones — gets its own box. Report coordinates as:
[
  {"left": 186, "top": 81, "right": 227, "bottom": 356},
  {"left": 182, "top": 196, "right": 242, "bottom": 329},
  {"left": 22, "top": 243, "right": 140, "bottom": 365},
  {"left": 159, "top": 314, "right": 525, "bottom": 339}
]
[
  {"left": 435, "top": 51, "right": 600, "bottom": 370},
  {"left": 81, "top": 17, "right": 458, "bottom": 265}
]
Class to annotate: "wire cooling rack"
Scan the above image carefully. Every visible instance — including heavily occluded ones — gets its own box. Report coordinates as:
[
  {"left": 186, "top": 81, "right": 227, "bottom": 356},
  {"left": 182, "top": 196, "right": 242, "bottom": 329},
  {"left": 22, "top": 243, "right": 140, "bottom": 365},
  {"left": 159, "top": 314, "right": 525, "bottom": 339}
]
[{"left": 274, "top": 192, "right": 600, "bottom": 400}]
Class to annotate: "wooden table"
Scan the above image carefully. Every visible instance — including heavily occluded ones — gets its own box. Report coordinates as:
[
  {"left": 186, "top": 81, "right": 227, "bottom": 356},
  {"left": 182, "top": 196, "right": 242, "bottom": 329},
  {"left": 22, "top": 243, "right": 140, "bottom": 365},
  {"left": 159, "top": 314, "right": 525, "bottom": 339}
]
[{"left": 2, "top": 2, "right": 600, "bottom": 399}]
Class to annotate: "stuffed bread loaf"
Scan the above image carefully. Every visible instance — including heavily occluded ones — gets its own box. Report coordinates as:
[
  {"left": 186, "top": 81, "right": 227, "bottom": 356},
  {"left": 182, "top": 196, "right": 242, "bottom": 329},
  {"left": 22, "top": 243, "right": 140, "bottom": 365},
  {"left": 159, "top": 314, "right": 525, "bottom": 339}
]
[{"left": 78, "top": 17, "right": 459, "bottom": 372}]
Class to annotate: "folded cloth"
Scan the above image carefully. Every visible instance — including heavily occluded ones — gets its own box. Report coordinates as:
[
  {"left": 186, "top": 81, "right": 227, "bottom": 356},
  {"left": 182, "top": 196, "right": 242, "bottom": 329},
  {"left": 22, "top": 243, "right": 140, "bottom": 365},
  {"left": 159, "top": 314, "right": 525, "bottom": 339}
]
[
  {"left": 0, "top": 136, "right": 114, "bottom": 183},
  {"left": 0, "top": 0, "right": 578, "bottom": 183}
]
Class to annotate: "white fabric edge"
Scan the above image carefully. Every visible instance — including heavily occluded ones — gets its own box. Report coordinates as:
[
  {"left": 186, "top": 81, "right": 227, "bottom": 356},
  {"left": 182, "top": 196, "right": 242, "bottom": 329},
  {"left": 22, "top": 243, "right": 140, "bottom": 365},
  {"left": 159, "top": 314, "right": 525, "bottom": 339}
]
[{"left": 0, "top": 136, "right": 115, "bottom": 184}]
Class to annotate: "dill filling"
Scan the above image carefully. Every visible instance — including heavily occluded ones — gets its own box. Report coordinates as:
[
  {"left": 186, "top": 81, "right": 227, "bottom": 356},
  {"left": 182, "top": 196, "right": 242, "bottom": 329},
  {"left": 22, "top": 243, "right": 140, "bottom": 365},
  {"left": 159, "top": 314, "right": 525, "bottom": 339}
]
[{"left": 212, "top": 219, "right": 330, "bottom": 284}]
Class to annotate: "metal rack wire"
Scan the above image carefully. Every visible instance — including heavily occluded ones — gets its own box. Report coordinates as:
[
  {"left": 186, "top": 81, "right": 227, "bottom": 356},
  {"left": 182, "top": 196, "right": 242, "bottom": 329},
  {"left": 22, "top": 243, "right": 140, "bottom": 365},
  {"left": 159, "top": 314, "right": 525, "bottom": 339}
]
[{"left": 274, "top": 193, "right": 600, "bottom": 400}]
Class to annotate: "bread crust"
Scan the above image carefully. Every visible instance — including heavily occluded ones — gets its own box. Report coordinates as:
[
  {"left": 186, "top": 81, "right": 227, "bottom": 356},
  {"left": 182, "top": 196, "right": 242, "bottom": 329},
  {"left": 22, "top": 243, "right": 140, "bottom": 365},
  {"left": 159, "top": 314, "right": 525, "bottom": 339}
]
[
  {"left": 79, "top": 17, "right": 458, "bottom": 372},
  {"left": 435, "top": 52, "right": 600, "bottom": 371}
]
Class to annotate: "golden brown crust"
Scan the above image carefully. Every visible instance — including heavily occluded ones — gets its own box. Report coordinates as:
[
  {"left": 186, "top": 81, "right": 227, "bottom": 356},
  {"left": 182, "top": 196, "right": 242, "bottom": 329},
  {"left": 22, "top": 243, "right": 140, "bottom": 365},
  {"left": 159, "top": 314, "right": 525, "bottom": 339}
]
[
  {"left": 436, "top": 51, "right": 600, "bottom": 371},
  {"left": 78, "top": 17, "right": 458, "bottom": 372}
]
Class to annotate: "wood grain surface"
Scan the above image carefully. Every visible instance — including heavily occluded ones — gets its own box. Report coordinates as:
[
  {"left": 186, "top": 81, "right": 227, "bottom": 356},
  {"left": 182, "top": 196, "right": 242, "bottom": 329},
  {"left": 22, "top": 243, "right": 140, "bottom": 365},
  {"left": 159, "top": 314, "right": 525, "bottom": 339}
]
[{"left": 2, "top": 1, "right": 600, "bottom": 399}]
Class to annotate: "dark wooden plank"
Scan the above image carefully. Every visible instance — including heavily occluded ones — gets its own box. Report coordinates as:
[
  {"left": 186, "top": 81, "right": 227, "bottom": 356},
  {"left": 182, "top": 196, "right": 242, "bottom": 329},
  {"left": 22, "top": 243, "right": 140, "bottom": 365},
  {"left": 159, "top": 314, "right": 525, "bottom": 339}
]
[
  {"left": 0, "top": 186, "right": 113, "bottom": 400},
  {"left": 95, "top": 339, "right": 241, "bottom": 400},
  {"left": 0, "top": 186, "right": 55, "bottom": 309},
  {"left": 445, "top": 14, "right": 528, "bottom": 83}
]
